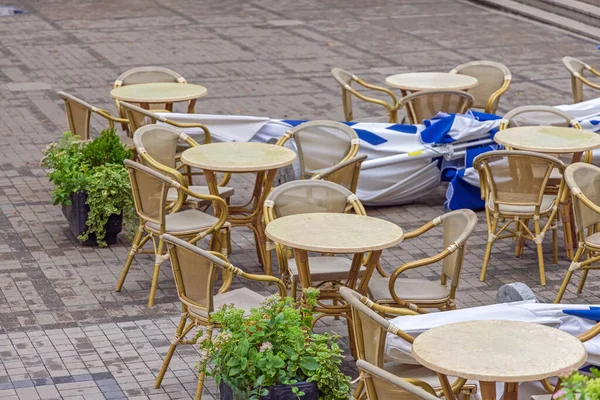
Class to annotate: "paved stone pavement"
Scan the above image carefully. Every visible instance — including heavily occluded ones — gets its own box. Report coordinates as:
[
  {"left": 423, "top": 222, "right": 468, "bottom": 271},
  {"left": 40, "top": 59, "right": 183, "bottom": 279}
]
[{"left": 1, "top": 0, "right": 600, "bottom": 398}]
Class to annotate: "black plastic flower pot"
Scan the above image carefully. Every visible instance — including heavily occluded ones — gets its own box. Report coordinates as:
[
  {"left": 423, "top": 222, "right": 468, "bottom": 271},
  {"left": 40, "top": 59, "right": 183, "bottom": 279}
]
[
  {"left": 219, "top": 380, "right": 319, "bottom": 400},
  {"left": 61, "top": 191, "right": 122, "bottom": 246}
]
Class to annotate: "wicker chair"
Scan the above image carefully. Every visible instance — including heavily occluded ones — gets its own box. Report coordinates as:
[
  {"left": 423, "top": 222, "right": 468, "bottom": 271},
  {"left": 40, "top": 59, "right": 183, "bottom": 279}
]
[
  {"left": 394, "top": 90, "right": 474, "bottom": 124},
  {"left": 276, "top": 120, "right": 360, "bottom": 179},
  {"left": 555, "top": 163, "right": 600, "bottom": 303},
  {"left": 563, "top": 56, "right": 600, "bottom": 103},
  {"left": 331, "top": 68, "right": 398, "bottom": 123},
  {"left": 368, "top": 209, "right": 477, "bottom": 313},
  {"left": 264, "top": 180, "right": 384, "bottom": 299},
  {"left": 114, "top": 67, "right": 192, "bottom": 131},
  {"left": 154, "top": 234, "right": 286, "bottom": 400},
  {"left": 449, "top": 60, "right": 511, "bottom": 114},
  {"left": 119, "top": 160, "right": 229, "bottom": 307},
  {"left": 57, "top": 91, "right": 132, "bottom": 146},
  {"left": 474, "top": 151, "right": 565, "bottom": 285},
  {"left": 500, "top": 105, "right": 584, "bottom": 260},
  {"left": 310, "top": 154, "right": 366, "bottom": 194},
  {"left": 132, "top": 124, "right": 234, "bottom": 208},
  {"left": 356, "top": 360, "right": 441, "bottom": 400},
  {"left": 339, "top": 287, "right": 475, "bottom": 400}
]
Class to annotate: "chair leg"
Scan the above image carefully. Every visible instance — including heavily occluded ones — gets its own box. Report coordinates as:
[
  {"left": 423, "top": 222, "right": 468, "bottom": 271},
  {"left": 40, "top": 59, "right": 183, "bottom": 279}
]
[
  {"left": 375, "top": 261, "right": 388, "bottom": 278},
  {"left": 480, "top": 218, "right": 498, "bottom": 282},
  {"left": 195, "top": 326, "right": 213, "bottom": 400},
  {"left": 561, "top": 202, "right": 574, "bottom": 259},
  {"left": 533, "top": 219, "right": 546, "bottom": 286},
  {"left": 555, "top": 246, "right": 584, "bottom": 303},
  {"left": 116, "top": 225, "right": 145, "bottom": 292},
  {"left": 514, "top": 219, "right": 525, "bottom": 257},
  {"left": 154, "top": 314, "right": 188, "bottom": 388},
  {"left": 352, "top": 379, "right": 365, "bottom": 400},
  {"left": 577, "top": 269, "right": 589, "bottom": 295},
  {"left": 148, "top": 239, "right": 165, "bottom": 308},
  {"left": 552, "top": 224, "right": 559, "bottom": 264}
]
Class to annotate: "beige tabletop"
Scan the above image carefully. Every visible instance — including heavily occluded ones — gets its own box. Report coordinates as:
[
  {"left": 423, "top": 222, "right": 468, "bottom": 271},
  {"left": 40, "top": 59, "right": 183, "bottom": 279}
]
[
  {"left": 412, "top": 320, "right": 586, "bottom": 383},
  {"left": 385, "top": 72, "right": 478, "bottom": 91},
  {"left": 110, "top": 82, "right": 207, "bottom": 103},
  {"left": 181, "top": 142, "right": 296, "bottom": 172},
  {"left": 265, "top": 213, "right": 404, "bottom": 253},
  {"left": 494, "top": 126, "right": 600, "bottom": 153}
]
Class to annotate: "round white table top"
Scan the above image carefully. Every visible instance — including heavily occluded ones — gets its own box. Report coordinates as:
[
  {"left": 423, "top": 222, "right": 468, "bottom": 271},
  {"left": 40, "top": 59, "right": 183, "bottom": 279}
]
[
  {"left": 412, "top": 320, "right": 587, "bottom": 383},
  {"left": 180, "top": 142, "right": 296, "bottom": 172},
  {"left": 110, "top": 82, "right": 207, "bottom": 103},
  {"left": 265, "top": 213, "right": 404, "bottom": 253},
  {"left": 494, "top": 126, "right": 600, "bottom": 153},
  {"left": 385, "top": 72, "right": 478, "bottom": 91}
]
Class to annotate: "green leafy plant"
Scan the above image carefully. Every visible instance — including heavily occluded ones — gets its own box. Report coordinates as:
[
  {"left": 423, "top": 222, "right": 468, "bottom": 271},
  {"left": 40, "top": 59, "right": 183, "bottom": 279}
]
[
  {"left": 194, "top": 288, "right": 351, "bottom": 400},
  {"left": 556, "top": 368, "right": 600, "bottom": 399},
  {"left": 41, "top": 129, "right": 134, "bottom": 247}
]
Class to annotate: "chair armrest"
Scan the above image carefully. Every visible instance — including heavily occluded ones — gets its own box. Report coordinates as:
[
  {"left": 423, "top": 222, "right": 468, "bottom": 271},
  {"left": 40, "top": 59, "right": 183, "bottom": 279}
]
[
  {"left": 236, "top": 267, "right": 287, "bottom": 297},
  {"left": 356, "top": 78, "right": 398, "bottom": 104},
  {"left": 579, "top": 75, "right": 600, "bottom": 91},
  {"left": 95, "top": 108, "right": 130, "bottom": 127},
  {"left": 578, "top": 321, "right": 600, "bottom": 342},
  {"left": 485, "top": 79, "right": 511, "bottom": 114},
  {"left": 164, "top": 119, "right": 210, "bottom": 144},
  {"left": 402, "top": 220, "right": 437, "bottom": 240}
]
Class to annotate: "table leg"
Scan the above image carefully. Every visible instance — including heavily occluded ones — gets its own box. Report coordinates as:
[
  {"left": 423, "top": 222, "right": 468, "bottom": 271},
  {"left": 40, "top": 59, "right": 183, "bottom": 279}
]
[
  {"left": 480, "top": 381, "right": 497, "bottom": 400},
  {"left": 187, "top": 98, "right": 197, "bottom": 113},
  {"left": 503, "top": 382, "right": 518, "bottom": 400},
  {"left": 356, "top": 250, "right": 382, "bottom": 295},
  {"left": 292, "top": 249, "right": 312, "bottom": 289},
  {"left": 436, "top": 373, "right": 456, "bottom": 400},
  {"left": 202, "top": 170, "right": 222, "bottom": 216}
]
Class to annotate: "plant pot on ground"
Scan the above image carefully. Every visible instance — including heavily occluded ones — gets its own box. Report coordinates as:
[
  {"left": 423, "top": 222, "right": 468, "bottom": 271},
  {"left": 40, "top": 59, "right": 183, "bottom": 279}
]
[
  {"left": 42, "top": 129, "right": 135, "bottom": 247},
  {"left": 195, "top": 289, "right": 351, "bottom": 400}
]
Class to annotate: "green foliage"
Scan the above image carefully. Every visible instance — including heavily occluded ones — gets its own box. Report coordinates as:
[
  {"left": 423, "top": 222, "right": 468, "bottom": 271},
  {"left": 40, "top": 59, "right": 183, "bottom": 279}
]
[
  {"left": 41, "top": 129, "right": 134, "bottom": 247},
  {"left": 194, "top": 289, "right": 351, "bottom": 400},
  {"left": 557, "top": 368, "right": 600, "bottom": 400}
]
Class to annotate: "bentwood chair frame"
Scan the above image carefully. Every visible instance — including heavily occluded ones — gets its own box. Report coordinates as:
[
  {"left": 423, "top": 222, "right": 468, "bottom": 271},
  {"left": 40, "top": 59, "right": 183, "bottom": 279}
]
[
  {"left": 556, "top": 163, "right": 600, "bottom": 303},
  {"left": 122, "top": 102, "right": 231, "bottom": 187},
  {"left": 155, "top": 234, "right": 286, "bottom": 400},
  {"left": 264, "top": 180, "right": 381, "bottom": 299},
  {"left": 563, "top": 56, "right": 600, "bottom": 103},
  {"left": 58, "top": 91, "right": 132, "bottom": 145},
  {"left": 276, "top": 120, "right": 360, "bottom": 179},
  {"left": 499, "top": 105, "right": 585, "bottom": 260},
  {"left": 356, "top": 360, "right": 442, "bottom": 400},
  {"left": 368, "top": 209, "right": 477, "bottom": 313},
  {"left": 474, "top": 151, "right": 565, "bottom": 286},
  {"left": 340, "top": 287, "right": 475, "bottom": 400},
  {"left": 311, "top": 154, "right": 367, "bottom": 194},
  {"left": 331, "top": 68, "right": 399, "bottom": 123},
  {"left": 449, "top": 60, "right": 511, "bottom": 114},
  {"left": 120, "top": 160, "right": 229, "bottom": 307},
  {"left": 132, "top": 124, "right": 234, "bottom": 210},
  {"left": 394, "top": 90, "right": 475, "bottom": 125}
]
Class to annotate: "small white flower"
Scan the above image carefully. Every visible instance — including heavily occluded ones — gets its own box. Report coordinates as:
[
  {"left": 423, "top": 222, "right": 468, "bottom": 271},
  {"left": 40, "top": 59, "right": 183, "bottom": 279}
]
[{"left": 259, "top": 342, "right": 273, "bottom": 352}]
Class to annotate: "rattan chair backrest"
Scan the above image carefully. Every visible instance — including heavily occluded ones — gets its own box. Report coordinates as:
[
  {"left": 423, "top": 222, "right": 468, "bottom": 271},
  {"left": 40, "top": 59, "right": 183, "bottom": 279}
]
[
  {"left": 285, "top": 121, "right": 359, "bottom": 177},
  {"left": 500, "top": 105, "right": 581, "bottom": 129},
  {"left": 331, "top": 68, "right": 355, "bottom": 121},
  {"left": 311, "top": 154, "right": 367, "bottom": 193},
  {"left": 565, "top": 163, "right": 600, "bottom": 233},
  {"left": 114, "top": 66, "right": 186, "bottom": 87},
  {"left": 397, "top": 90, "right": 474, "bottom": 124},
  {"left": 340, "top": 287, "right": 401, "bottom": 365},
  {"left": 563, "top": 56, "right": 595, "bottom": 103},
  {"left": 450, "top": 60, "right": 511, "bottom": 113},
  {"left": 439, "top": 209, "right": 477, "bottom": 284},
  {"left": 120, "top": 101, "right": 161, "bottom": 132},
  {"left": 133, "top": 124, "right": 181, "bottom": 170},
  {"left": 266, "top": 180, "right": 356, "bottom": 218},
  {"left": 473, "top": 150, "right": 564, "bottom": 210},
  {"left": 58, "top": 92, "right": 94, "bottom": 139},
  {"left": 162, "top": 233, "right": 228, "bottom": 314},
  {"left": 356, "top": 360, "right": 439, "bottom": 400},
  {"left": 124, "top": 159, "right": 175, "bottom": 226}
]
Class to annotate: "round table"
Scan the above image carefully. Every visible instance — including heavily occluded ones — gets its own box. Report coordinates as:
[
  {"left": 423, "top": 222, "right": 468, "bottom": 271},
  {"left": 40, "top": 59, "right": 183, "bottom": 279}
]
[
  {"left": 412, "top": 320, "right": 587, "bottom": 400},
  {"left": 181, "top": 142, "right": 296, "bottom": 275},
  {"left": 385, "top": 72, "right": 478, "bottom": 94},
  {"left": 110, "top": 82, "right": 207, "bottom": 113},
  {"left": 494, "top": 126, "right": 600, "bottom": 259},
  {"left": 494, "top": 126, "right": 600, "bottom": 155}
]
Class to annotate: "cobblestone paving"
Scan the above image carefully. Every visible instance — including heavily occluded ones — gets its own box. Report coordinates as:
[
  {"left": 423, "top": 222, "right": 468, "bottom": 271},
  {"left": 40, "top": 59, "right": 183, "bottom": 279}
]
[{"left": 1, "top": 0, "right": 600, "bottom": 398}]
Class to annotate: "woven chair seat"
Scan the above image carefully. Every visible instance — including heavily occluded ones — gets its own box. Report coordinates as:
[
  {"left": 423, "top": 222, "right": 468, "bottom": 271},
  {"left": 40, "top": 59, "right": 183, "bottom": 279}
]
[
  {"left": 585, "top": 232, "right": 600, "bottom": 248},
  {"left": 487, "top": 194, "right": 556, "bottom": 216},
  {"left": 530, "top": 396, "right": 551, "bottom": 400},
  {"left": 119, "top": 133, "right": 134, "bottom": 147},
  {"left": 368, "top": 275, "right": 449, "bottom": 302},
  {"left": 287, "top": 256, "right": 364, "bottom": 281},
  {"left": 167, "top": 185, "right": 234, "bottom": 204},
  {"left": 146, "top": 209, "right": 220, "bottom": 234},
  {"left": 190, "top": 287, "right": 266, "bottom": 318}
]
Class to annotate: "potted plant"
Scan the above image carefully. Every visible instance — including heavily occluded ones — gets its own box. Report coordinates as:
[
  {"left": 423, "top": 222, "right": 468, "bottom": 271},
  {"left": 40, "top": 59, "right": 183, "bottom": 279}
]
[
  {"left": 194, "top": 289, "right": 352, "bottom": 400},
  {"left": 554, "top": 368, "right": 600, "bottom": 399},
  {"left": 41, "top": 129, "right": 135, "bottom": 247}
]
